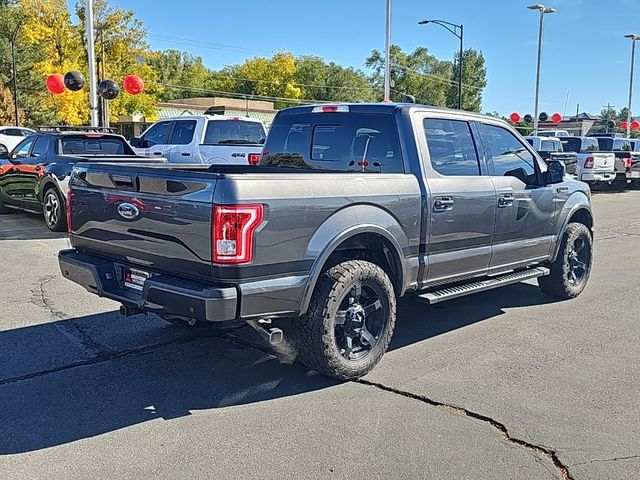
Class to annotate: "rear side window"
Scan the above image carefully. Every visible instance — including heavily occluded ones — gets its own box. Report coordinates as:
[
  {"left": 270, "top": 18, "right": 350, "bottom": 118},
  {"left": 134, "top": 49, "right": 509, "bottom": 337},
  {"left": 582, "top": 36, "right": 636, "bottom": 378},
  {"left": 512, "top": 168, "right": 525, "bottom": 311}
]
[
  {"left": 541, "top": 140, "right": 561, "bottom": 152},
  {"left": 60, "top": 137, "right": 125, "bottom": 155},
  {"left": 171, "top": 120, "right": 197, "bottom": 145},
  {"left": 262, "top": 113, "right": 404, "bottom": 172},
  {"left": 204, "top": 120, "right": 265, "bottom": 145},
  {"left": 424, "top": 119, "right": 480, "bottom": 176}
]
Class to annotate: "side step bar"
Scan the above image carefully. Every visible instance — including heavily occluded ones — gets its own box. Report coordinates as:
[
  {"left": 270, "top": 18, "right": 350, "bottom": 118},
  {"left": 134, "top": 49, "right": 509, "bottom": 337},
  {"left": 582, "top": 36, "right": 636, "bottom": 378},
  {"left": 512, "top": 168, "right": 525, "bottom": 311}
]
[{"left": 416, "top": 267, "right": 550, "bottom": 305}]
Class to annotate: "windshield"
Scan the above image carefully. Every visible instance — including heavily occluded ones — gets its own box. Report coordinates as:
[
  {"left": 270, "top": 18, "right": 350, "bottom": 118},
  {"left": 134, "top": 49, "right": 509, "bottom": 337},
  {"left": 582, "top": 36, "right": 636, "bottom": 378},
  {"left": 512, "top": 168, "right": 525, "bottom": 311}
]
[
  {"left": 203, "top": 120, "right": 266, "bottom": 145},
  {"left": 60, "top": 136, "right": 129, "bottom": 155}
]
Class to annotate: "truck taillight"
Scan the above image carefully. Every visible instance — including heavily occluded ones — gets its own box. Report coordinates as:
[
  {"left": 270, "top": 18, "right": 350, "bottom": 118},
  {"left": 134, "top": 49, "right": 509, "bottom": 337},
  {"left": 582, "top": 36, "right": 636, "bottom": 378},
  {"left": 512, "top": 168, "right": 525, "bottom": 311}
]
[
  {"left": 623, "top": 157, "right": 633, "bottom": 168},
  {"left": 212, "top": 204, "right": 264, "bottom": 264},
  {"left": 248, "top": 153, "right": 261, "bottom": 166},
  {"left": 584, "top": 156, "right": 594, "bottom": 168},
  {"left": 66, "top": 187, "right": 73, "bottom": 233}
]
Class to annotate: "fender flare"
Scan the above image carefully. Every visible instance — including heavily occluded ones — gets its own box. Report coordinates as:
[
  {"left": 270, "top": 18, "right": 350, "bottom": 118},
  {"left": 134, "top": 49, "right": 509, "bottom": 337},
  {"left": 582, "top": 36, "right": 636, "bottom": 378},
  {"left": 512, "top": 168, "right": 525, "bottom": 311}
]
[
  {"left": 298, "top": 205, "right": 409, "bottom": 315},
  {"left": 551, "top": 192, "right": 593, "bottom": 262}
]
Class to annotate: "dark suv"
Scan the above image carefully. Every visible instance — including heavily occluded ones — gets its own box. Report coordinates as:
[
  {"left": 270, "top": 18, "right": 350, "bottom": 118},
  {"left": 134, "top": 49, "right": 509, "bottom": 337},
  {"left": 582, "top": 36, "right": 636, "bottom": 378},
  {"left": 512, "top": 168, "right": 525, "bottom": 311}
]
[{"left": 0, "top": 128, "right": 157, "bottom": 231}]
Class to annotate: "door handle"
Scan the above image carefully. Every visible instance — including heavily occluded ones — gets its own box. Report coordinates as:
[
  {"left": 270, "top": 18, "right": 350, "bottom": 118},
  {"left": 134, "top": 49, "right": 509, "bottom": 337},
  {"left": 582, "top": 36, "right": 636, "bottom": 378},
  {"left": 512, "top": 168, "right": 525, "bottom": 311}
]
[
  {"left": 433, "top": 196, "right": 454, "bottom": 212},
  {"left": 181, "top": 152, "right": 191, "bottom": 157},
  {"left": 153, "top": 151, "right": 163, "bottom": 156},
  {"left": 498, "top": 193, "right": 514, "bottom": 207}
]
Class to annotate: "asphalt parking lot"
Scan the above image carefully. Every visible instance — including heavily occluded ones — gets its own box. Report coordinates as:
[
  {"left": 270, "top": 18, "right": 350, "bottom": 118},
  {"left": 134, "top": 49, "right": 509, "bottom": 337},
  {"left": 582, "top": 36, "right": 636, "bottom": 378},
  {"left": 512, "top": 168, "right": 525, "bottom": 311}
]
[{"left": 1, "top": 191, "right": 639, "bottom": 480}]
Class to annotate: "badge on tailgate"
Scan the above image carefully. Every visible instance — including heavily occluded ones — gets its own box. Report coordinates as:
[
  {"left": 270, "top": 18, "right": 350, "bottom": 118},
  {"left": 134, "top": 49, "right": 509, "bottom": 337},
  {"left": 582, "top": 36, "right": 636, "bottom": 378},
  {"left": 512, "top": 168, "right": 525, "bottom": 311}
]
[{"left": 124, "top": 268, "right": 150, "bottom": 291}]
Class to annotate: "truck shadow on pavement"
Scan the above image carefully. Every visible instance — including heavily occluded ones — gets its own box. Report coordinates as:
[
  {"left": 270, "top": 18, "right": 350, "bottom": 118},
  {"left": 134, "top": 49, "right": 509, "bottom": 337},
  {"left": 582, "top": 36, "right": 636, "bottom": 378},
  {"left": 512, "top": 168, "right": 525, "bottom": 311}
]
[{"left": 0, "top": 282, "right": 556, "bottom": 454}]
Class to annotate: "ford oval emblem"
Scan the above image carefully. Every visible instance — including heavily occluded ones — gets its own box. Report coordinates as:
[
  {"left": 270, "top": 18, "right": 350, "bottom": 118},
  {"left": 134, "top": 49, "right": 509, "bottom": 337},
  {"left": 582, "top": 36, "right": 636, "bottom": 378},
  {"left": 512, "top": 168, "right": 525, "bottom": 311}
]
[{"left": 117, "top": 202, "right": 140, "bottom": 220}]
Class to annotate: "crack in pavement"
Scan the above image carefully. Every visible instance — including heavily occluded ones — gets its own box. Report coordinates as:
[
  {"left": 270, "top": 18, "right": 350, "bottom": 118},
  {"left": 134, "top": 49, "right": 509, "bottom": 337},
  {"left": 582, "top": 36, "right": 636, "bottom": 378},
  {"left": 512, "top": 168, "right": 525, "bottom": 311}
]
[
  {"left": 355, "top": 379, "right": 574, "bottom": 480},
  {"left": 571, "top": 454, "right": 640, "bottom": 467},
  {"left": 32, "top": 275, "right": 114, "bottom": 357}
]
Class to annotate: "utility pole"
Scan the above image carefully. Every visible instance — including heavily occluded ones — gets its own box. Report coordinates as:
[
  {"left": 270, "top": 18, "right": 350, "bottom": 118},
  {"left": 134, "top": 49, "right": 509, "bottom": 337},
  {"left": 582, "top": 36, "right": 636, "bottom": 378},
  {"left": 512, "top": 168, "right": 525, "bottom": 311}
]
[
  {"left": 86, "top": 0, "right": 99, "bottom": 127},
  {"left": 384, "top": 0, "right": 391, "bottom": 101}
]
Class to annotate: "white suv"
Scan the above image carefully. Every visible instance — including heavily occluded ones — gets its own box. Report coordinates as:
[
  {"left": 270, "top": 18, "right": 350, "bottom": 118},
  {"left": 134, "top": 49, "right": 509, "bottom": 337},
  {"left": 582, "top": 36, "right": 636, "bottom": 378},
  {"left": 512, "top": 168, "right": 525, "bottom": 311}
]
[
  {"left": 130, "top": 115, "right": 266, "bottom": 165},
  {"left": 0, "top": 127, "right": 35, "bottom": 152}
]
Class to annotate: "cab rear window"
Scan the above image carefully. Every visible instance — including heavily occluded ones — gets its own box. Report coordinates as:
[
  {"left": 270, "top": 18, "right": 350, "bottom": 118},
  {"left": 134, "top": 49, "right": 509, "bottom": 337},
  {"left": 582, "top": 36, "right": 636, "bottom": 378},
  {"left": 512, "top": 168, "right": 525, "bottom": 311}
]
[
  {"left": 60, "top": 136, "right": 126, "bottom": 155},
  {"left": 262, "top": 113, "right": 404, "bottom": 173}
]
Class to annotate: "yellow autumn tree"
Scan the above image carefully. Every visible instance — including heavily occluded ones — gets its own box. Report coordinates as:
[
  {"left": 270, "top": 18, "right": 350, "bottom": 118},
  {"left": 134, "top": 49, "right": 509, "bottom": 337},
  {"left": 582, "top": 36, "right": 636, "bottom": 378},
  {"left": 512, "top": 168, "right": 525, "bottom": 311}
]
[{"left": 17, "top": 0, "right": 160, "bottom": 125}]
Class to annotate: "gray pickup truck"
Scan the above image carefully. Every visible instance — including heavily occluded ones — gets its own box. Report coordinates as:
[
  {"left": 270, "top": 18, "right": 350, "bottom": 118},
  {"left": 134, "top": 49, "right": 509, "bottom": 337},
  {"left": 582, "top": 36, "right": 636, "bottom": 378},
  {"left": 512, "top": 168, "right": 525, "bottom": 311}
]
[{"left": 59, "top": 103, "right": 594, "bottom": 380}]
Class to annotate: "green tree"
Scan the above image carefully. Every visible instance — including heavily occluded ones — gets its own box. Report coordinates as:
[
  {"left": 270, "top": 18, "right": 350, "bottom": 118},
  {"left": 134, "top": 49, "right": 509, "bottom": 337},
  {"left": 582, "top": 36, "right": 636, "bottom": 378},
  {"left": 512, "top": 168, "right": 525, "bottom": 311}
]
[
  {"left": 295, "top": 55, "right": 374, "bottom": 102},
  {"left": 366, "top": 45, "right": 453, "bottom": 105},
  {"left": 149, "top": 49, "right": 210, "bottom": 101},
  {"left": 446, "top": 48, "right": 487, "bottom": 112}
]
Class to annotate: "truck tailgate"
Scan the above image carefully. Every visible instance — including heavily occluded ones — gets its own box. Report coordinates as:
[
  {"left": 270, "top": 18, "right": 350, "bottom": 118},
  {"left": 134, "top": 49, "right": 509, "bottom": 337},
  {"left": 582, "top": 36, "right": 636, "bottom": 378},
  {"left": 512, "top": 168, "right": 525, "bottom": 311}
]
[
  {"left": 590, "top": 152, "right": 615, "bottom": 172},
  {"left": 69, "top": 163, "right": 217, "bottom": 280}
]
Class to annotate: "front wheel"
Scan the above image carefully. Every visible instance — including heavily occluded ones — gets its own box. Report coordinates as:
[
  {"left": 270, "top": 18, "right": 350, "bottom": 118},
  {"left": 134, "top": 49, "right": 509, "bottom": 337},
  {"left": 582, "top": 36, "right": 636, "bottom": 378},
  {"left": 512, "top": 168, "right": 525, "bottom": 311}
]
[
  {"left": 43, "top": 188, "right": 66, "bottom": 232},
  {"left": 538, "top": 223, "right": 593, "bottom": 299},
  {"left": 290, "top": 260, "right": 396, "bottom": 380}
]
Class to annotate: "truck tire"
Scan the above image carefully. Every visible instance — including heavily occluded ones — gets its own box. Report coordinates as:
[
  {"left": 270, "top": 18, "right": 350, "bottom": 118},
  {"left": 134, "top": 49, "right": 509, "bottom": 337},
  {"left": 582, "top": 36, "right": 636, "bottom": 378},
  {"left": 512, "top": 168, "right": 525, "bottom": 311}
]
[
  {"left": 43, "top": 187, "right": 66, "bottom": 232},
  {"left": 291, "top": 260, "right": 396, "bottom": 380},
  {"left": 608, "top": 174, "right": 627, "bottom": 192},
  {"left": 538, "top": 223, "right": 592, "bottom": 299}
]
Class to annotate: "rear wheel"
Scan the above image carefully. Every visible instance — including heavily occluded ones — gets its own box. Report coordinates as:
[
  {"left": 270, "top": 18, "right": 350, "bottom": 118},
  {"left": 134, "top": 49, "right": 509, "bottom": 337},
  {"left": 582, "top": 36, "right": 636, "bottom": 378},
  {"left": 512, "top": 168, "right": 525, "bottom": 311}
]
[
  {"left": 43, "top": 188, "right": 66, "bottom": 232},
  {"left": 608, "top": 174, "right": 628, "bottom": 192},
  {"left": 290, "top": 260, "right": 396, "bottom": 380},
  {"left": 538, "top": 222, "right": 592, "bottom": 299}
]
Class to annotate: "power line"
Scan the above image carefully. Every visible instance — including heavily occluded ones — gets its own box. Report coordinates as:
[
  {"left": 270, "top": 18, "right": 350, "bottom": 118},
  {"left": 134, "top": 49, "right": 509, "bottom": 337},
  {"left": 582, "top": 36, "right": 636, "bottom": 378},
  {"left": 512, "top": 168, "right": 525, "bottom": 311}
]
[{"left": 148, "top": 34, "right": 274, "bottom": 55}]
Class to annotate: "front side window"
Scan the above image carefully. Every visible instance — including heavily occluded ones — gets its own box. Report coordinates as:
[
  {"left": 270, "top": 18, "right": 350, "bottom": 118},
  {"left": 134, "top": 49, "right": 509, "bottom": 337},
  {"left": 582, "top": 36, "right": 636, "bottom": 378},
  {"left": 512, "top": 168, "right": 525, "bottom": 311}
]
[
  {"left": 171, "top": 120, "right": 197, "bottom": 145},
  {"left": 424, "top": 118, "right": 480, "bottom": 176},
  {"left": 13, "top": 138, "right": 34, "bottom": 158},
  {"left": 482, "top": 124, "right": 537, "bottom": 184},
  {"left": 142, "top": 121, "right": 173, "bottom": 146}
]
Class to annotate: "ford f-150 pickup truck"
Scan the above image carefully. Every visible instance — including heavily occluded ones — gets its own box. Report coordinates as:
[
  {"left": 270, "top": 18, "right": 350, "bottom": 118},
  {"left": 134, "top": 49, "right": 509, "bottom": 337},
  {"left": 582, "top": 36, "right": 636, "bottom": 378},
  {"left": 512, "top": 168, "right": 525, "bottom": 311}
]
[{"left": 59, "top": 103, "right": 594, "bottom": 380}]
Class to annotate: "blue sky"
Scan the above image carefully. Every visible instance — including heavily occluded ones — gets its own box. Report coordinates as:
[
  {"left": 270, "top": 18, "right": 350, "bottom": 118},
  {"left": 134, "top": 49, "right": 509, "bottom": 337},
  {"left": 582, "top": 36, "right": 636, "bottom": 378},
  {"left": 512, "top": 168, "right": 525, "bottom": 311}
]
[{"left": 104, "top": 0, "right": 640, "bottom": 115}]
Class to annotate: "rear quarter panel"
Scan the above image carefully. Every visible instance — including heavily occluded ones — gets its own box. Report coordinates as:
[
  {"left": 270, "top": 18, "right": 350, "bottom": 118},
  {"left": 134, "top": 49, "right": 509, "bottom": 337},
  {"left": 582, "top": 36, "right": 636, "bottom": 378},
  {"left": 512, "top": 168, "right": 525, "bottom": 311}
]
[{"left": 213, "top": 172, "right": 422, "bottom": 285}]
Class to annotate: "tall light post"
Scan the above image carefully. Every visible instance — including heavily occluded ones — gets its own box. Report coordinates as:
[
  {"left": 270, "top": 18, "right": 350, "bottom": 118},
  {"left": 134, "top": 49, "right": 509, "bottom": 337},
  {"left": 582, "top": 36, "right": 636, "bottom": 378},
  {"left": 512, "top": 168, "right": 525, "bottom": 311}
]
[
  {"left": 528, "top": 4, "right": 556, "bottom": 135},
  {"left": 9, "top": 17, "right": 25, "bottom": 126},
  {"left": 384, "top": 0, "right": 392, "bottom": 101},
  {"left": 86, "top": 0, "right": 99, "bottom": 127},
  {"left": 624, "top": 34, "right": 639, "bottom": 138},
  {"left": 418, "top": 19, "right": 464, "bottom": 110}
]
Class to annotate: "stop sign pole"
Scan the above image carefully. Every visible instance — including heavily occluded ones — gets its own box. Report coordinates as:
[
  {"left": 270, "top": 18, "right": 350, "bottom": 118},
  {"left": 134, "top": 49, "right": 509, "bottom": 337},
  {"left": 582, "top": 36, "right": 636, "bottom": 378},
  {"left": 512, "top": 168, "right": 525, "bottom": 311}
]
[{"left": 85, "top": 0, "right": 99, "bottom": 127}]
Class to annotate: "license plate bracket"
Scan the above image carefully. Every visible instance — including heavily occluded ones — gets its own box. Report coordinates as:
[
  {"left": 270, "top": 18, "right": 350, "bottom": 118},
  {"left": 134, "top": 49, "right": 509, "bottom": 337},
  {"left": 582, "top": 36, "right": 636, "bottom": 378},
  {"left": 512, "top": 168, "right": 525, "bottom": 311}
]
[{"left": 124, "top": 268, "right": 150, "bottom": 291}]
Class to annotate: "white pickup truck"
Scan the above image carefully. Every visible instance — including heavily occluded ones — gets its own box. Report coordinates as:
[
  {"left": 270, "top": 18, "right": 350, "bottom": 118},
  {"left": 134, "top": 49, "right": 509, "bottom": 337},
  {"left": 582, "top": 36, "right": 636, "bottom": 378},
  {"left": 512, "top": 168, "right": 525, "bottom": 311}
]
[
  {"left": 559, "top": 136, "right": 617, "bottom": 189},
  {"left": 130, "top": 115, "right": 266, "bottom": 165}
]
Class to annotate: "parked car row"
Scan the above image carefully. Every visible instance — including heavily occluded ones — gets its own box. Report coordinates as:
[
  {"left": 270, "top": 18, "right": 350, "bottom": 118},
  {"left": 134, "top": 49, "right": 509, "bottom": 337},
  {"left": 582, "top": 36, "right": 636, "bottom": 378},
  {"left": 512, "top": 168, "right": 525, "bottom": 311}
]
[{"left": 527, "top": 130, "right": 640, "bottom": 191}]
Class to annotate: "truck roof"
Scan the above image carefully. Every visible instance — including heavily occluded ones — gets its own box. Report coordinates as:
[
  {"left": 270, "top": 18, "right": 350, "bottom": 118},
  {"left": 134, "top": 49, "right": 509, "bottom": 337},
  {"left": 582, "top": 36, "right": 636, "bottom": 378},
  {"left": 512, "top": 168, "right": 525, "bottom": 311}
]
[
  {"left": 277, "top": 102, "right": 497, "bottom": 123},
  {"left": 158, "top": 114, "right": 265, "bottom": 123}
]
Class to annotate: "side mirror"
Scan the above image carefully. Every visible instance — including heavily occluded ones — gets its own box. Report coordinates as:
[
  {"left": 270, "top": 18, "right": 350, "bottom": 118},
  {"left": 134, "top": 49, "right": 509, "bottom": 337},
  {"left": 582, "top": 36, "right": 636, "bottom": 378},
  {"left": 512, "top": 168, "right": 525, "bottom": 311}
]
[
  {"left": 0, "top": 146, "right": 8, "bottom": 160},
  {"left": 545, "top": 159, "right": 565, "bottom": 185},
  {"left": 129, "top": 137, "right": 141, "bottom": 147}
]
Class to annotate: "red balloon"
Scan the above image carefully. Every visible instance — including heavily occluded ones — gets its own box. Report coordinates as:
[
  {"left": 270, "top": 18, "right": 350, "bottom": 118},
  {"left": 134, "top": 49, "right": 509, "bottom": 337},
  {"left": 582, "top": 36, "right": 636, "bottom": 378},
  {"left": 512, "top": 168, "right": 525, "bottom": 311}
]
[
  {"left": 46, "top": 74, "right": 65, "bottom": 94},
  {"left": 621, "top": 121, "right": 629, "bottom": 130},
  {"left": 551, "top": 113, "right": 562, "bottom": 124},
  {"left": 631, "top": 120, "right": 640, "bottom": 130},
  {"left": 510, "top": 112, "right": 521, "bottom": 123},
  {"left": 123, "top": 75, "right": 144, "bottom": 95}
]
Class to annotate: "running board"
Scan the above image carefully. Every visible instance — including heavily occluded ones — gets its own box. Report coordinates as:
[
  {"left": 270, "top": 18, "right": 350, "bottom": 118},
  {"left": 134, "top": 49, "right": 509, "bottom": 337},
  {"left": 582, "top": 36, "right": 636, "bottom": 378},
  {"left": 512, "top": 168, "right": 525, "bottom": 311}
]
[{"left": 416, "top": 267, "right": 550, "bottom": 305}]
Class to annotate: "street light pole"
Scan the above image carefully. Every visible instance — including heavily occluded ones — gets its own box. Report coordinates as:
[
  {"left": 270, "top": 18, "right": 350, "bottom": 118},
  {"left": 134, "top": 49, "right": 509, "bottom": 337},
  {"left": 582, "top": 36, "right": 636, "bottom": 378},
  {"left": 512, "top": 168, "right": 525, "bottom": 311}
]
[
  {"left": 9, "top": 18, "right": 24, "bottom": 127},
  {"left": 528, "top": 4, "right": 556, "bottom": 135},
  {"left": 86, "top": 0, "right": 99, "bottom": 127},
  {"left": 418, "top": 19, "right": 464, "bottom": 109},
  {"left": 624, "top": 34, "right": 638, "bottom": 138},
  {"left": 384, "top": 0, "right": 392, "bottom": 101}
]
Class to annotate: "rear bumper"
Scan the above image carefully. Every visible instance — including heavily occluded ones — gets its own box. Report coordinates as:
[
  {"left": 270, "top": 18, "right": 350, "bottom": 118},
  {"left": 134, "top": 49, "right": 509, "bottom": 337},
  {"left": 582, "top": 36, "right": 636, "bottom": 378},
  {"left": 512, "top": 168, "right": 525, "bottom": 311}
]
[
  {"left": 59, "top": 249, "right": 237, "bottom": 322},
  {"left": 581, "top": 172, "right": 616, "bottom": 183}
]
